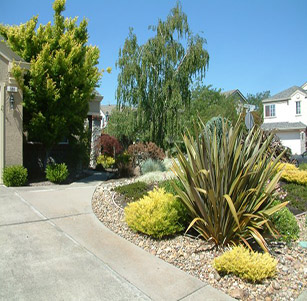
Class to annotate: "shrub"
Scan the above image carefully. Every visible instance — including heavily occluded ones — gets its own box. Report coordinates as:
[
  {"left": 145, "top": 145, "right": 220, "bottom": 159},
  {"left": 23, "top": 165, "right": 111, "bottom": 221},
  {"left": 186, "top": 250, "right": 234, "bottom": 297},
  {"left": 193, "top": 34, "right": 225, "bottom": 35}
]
[
  {"left": 116, "top": 152, "right": 133, "bottom": 177},
  {"left": 275, "top": 163, "right": 307, "bottom": 185},
  {"left": 280, "top": 183, "right": 307, "bottom": 213},
  {"left": 136, "top": 171, "right": 175, "bottom": 183},
  {"left": 205, "top": 116, "right": 231, "bottom": 145},
  {"left": 281, "top": 169, "right": 307, "bottom": 185},
  {"left": 3, "top": 165, "right": 28, "bottom": 187},
  {"left": 172, "top": 119, "right": 287, "bottom": 251},
  {"left": 141, "top": 159, "right": 166, "bottom": 174},
  {"left": 124, "top": 188, "right": 186, "bottom": 238},
  {"left": 158, "top": 178, "right": 184, "bottom": 196},
  {"left": 45, "top": 163, "right": 69, "bottom": 183},
  {"left": 158, "top": 179, "right": 190, "bottom": 225},
  {"left": 114, "top": 181, "right": 149, "bottom": 202},
  {"left": 213, "top": 246, "right": 277, "bottom": 283},
  {"left": 96, "top": 134, "right": 122, "bottom": 157},
  {"left": 299, "top": 163, "right": 307, "bottom": 171},
  {"left": 96, "top": 155, "right": 115, "bottom": 169},
  {"left": 270, "top": 200, "right": 300, "bottom": 242},
  {"left": 128, "top": 142, "right": 165, "bottom": 167}
]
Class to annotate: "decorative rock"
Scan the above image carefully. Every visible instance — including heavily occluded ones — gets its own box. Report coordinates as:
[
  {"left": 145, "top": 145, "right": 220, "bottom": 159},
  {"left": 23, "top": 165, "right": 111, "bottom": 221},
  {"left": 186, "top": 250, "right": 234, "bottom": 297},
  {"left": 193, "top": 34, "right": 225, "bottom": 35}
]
[
  {"left": 272, "top": 281, "right": 281, "bottom": 290},
  {"left": 229, "top": 288, "right": 244, "bottom": 300},
  {"left": 92, "top": 181, "right": 307, "bottom": 301},
  {"left": 298, "top": 241, "right": 307, "bottom": 249},
  {"left": 213, "top": 270, "right": 221, "bottom": 281}
]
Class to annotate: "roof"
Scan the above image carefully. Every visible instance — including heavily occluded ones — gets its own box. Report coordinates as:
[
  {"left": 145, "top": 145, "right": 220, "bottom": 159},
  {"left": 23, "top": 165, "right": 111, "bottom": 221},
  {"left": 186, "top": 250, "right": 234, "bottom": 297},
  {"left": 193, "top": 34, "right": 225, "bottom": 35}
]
[
  {"left": 261, "top": 122, "right": 307, "bottom": 131},
  {"left": 0, "top": 35, "right": 25, "bottom": 62},
  {"left": 221, "top": 89, "right": 247, "bottom": 103},
  {"left": 263, "top": 85, "right": 307, "bottom": 103},
  {"left": 100, "top": 104, "right": 116, "bottom": 115},
  {"left": 91, "top": 90, "right": 103, "bottom": 102},
  {"left": 0, "top": 35, "right": 30, "bottom": 70}
]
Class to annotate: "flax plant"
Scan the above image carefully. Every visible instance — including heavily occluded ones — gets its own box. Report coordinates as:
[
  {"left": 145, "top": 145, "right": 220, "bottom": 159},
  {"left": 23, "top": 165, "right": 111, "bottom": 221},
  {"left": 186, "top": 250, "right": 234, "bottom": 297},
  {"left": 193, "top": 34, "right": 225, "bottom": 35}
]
[{"left": 172, "top": 119, "right": 287, "bottom": 251}]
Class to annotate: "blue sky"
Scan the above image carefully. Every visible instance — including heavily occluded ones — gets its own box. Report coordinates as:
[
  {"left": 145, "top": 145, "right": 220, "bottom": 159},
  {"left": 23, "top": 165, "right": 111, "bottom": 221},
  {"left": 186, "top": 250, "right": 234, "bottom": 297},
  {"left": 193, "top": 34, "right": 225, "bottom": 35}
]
[{"left": 2, "top": 0, "right": 306, "bottom": 104}]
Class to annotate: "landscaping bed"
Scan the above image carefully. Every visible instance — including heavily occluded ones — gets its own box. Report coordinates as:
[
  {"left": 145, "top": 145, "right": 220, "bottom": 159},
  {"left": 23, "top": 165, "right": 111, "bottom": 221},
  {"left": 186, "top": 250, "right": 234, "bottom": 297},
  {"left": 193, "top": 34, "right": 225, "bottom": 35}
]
[{"left": 92, "top": 179, "right": 307, "bottom": 301}]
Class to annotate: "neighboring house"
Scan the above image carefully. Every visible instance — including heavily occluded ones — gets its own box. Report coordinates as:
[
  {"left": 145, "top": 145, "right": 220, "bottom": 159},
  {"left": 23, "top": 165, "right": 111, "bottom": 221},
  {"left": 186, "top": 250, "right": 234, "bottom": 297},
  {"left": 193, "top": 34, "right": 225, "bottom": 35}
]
[
  {"left": 221, "top": 88, "right": 255, "bottom": 113},
  {"left": 221, "top": 89, "right": 248, "bottom": 104},
  {"left": 0, "top": 36, "right": 30, "bottom": 184},
  {"left": 100, "top": 104, "right": 116, "bottom": 128},
  {"left": 262, "top": 83, "right": 307, "bottom": 155}
]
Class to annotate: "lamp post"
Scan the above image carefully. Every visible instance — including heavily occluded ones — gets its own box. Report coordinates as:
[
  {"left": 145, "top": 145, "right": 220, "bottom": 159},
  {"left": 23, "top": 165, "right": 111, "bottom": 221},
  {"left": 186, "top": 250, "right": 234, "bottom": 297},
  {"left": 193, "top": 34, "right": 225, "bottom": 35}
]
[{"left": 9, "top": 94, "right": 14, "bottom": 110}]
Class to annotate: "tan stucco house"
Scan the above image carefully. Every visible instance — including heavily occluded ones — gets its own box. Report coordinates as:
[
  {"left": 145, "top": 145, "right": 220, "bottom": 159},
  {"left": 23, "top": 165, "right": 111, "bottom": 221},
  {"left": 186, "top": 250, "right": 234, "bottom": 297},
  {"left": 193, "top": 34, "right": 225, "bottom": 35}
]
[{"left": 0, "top": 36, "right": 30, "bottom": 183}]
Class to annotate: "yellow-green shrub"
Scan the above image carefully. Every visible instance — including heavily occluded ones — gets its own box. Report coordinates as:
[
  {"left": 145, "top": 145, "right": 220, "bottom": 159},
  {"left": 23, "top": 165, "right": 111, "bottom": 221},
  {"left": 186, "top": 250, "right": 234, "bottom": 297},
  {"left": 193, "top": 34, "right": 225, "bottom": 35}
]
[
  {"left": 275, "top": 163, "right": 307, "bottom": 185},
  {"left": 124, "top": 188, "right": 186, "bottom": 238},
  {"left": 275, "top": 162, "right": 297, "bottom": 173},
  {"left": 281, "top": 169, "right": 307, "bottom": 185},
  {"left": 96, "top": 155, "right": 115, "bottom": 169},
  {"left": 213, "top": 245, "right": 277, "bottom": 283}
]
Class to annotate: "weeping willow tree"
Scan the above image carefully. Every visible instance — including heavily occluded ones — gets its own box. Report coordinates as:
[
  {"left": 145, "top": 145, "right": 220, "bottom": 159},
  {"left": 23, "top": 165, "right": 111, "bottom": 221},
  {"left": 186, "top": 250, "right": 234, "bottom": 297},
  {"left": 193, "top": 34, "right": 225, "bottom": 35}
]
[{"left": 116, "top": 2, "right": 209, "bottom": 149}]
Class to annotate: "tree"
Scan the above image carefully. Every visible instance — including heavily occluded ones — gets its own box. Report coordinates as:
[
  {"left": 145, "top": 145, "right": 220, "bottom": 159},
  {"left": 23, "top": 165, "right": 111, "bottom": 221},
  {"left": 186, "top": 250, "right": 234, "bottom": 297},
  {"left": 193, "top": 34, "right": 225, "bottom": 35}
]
[
  {"left": 0, "top": 0, "right": 102, "bottom": 162},
  {"left": 116, "top": 2, "right": 209, "bottom": 149},
  {"left": 105, "top": 107, "right": 139, "bottom": 149},
  {"left": 183, "top": 84, "right": 239, "bottom": 133}
]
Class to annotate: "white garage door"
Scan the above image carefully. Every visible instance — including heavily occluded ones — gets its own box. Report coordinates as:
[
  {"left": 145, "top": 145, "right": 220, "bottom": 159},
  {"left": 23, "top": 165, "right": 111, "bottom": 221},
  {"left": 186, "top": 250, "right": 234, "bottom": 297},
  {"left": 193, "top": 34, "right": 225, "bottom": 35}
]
[{"left": 277, "top": 131, "right": 301, "bottom": 155}]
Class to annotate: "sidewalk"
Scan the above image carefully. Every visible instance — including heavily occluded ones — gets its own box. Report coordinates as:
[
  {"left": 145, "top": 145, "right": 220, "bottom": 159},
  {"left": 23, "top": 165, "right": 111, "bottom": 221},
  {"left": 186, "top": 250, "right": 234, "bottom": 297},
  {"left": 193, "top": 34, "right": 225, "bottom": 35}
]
[{"left": 1, "top": 176, "right": 233, "bottom": 300}]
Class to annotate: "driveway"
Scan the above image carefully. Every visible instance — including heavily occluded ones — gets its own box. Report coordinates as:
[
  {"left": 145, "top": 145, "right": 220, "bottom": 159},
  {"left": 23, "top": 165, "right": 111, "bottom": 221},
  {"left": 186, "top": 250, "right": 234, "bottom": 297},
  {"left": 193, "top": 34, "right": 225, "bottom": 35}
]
[{"left": 0, "top": 175, "right": 234, "bottom": 301}]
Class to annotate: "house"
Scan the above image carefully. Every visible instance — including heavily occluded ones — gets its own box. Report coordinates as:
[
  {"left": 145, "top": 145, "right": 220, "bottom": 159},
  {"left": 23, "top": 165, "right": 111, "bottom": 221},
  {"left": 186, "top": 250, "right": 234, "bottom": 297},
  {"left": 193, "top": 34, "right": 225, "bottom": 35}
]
[
  {"left": 0, "top": 36, "right": 30, "bottom": 184},
  {"left": 100, "top": 104, "right": 116, "bottom": 128},
  {"left": 262, "top": 83, "right": 307, "bottom": 155},
  {"left": 221, "top": 89, "right": 248, "bottom": 104}
]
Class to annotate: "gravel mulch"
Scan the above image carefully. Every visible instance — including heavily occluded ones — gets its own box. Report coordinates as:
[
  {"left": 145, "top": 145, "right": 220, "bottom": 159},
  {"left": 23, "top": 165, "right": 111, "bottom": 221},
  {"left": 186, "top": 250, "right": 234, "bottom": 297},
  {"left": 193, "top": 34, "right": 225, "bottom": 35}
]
[{"left": 92, "top": 179, "right": 307, "bottom": 301}]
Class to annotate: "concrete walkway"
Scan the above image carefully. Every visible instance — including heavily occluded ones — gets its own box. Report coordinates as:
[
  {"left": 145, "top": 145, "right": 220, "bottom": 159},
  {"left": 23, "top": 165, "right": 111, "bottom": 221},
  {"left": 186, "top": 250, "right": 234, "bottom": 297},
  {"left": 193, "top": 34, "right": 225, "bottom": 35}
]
[{"left": 0, "top": 174, "right": 235, "bottom": 300}]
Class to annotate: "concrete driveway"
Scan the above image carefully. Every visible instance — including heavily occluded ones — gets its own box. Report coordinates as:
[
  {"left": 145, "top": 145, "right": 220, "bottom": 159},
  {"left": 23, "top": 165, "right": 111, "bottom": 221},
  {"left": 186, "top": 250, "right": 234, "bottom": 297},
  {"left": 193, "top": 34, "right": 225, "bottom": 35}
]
[{"left": 0, "top": 175, "right": 234, "bottom": 301}]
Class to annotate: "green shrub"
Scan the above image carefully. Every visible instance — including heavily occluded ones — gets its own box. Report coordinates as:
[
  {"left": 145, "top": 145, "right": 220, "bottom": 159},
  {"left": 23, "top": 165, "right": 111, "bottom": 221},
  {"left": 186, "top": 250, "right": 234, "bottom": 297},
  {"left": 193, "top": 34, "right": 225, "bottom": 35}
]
[
  {"left": 124, "top": 188, "right": 186, "bottom": 238},
  {"left": 116, "top": 152, "right": 133, "bottom": 177},
  {"left": 270, "top": 200, "right": 300, "bottom": 242},
  {"left": 213, "top": 245, "right": 277, "bottom": 283},
  {"left": 45, "top": 163, "right": 69, "bottom": 183},
  {"left": 141, "top": 159, "right": 166, "bottom": 174},
  {"left": 299, "top": 163, "right": 307, "bottom": 171},
  {"left": 280, "top": 182, "right": 307, "bottom": 213},
  {"left": 172, "top": 119, "right": 287, "bottom": 251},
  {"left": 158, "top": 178, "right": 184, "bottom": 196},
  {"left": 3, "top": 165, "right": 28, "bottom": 187},
  {"left": 114, "top": 181, "right": 149, "bottom": 202},
  {"left": 96, "top": 154, "right": 115, "bottom": 169}
]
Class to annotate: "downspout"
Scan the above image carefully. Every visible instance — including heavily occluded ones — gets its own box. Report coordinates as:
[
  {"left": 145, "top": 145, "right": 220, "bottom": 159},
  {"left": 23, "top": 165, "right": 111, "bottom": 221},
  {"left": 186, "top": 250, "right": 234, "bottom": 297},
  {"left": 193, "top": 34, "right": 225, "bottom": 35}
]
[{"left": 0, "top": 82, "right": 5, "bottom": 184}]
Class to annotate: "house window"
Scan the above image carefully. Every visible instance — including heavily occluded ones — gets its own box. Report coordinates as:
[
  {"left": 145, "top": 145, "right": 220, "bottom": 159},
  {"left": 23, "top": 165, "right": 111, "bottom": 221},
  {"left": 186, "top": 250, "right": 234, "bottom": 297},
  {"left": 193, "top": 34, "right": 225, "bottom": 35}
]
[
  {"left": 265, "top": 104, "right": 275, "bottom": 117},
  {"left": 296, "top": 101, "right": 301, "bottom": 115}
]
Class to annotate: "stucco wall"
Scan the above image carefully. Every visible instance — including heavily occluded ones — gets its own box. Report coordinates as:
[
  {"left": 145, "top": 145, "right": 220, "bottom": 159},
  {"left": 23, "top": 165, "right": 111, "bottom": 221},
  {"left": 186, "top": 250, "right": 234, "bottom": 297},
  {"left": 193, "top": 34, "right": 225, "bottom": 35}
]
[
  {"left": 4, "top": 88, "right": 23, "bottom": 166},
  {"left": 263, "top": 91, "right": 307, "bottom": 125},
  {"left": 88, "top": 100, "right": 100, "bottom": 115},
  {"left": 0, "top": 58, "right": 8, "bottom": 81}
]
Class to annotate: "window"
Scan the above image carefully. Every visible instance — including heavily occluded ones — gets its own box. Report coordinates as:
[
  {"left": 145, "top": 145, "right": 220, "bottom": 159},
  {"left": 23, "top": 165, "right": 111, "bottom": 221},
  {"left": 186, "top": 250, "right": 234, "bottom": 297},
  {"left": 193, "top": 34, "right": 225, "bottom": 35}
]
[
  {"left": 296, "top": 101, "right": 301, "bottom": 115},
  {"left": 265, "top": 104, "right": 275, "bottom": 117}
]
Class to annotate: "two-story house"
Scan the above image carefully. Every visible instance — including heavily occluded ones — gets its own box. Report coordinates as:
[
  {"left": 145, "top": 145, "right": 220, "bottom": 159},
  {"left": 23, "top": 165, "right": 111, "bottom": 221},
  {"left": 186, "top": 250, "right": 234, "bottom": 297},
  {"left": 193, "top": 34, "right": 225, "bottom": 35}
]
[{"left": 262, "top": 82, "right": 307, "bottom": 155}]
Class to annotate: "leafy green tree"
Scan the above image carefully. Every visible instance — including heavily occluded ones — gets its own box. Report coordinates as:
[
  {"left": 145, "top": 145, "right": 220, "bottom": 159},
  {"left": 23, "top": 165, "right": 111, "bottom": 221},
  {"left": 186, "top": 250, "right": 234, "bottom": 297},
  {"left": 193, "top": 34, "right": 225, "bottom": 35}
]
[
  {"left": 0, "top": 0, "right": 102, "bottom": 162},
  {"left": 105, "top": 107, "right": 139, "bottom": 148},
  {"left": 116, "top": 2, "right": 209, "bottom": 149},
  {"left": 183, "top": 84, "right": 239, "bottom": 133}
]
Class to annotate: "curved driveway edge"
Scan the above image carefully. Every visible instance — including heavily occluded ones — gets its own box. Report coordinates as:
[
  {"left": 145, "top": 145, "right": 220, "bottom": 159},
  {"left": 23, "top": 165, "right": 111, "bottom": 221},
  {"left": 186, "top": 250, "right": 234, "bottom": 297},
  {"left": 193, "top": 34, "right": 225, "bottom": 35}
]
[{"left": 1, "top": 177, "right": 235, "bottom": 300}]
